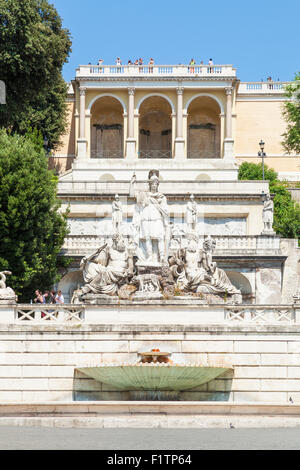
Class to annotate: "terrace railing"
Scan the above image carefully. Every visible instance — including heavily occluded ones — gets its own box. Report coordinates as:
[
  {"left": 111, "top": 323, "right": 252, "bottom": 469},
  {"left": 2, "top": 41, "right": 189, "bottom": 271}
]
[
  {"left": 238, "top": 82, "right": 289, "bottom": 94},
  {"left": 91, "top": 150, "right": 123, "bottom": 159},
  {"left": 15, "top": 305, "right": 85, "bottom": 322},
  {"left": 76, "top": 64, "right": 236, "bottom": 78},
  {"left": 139, "top": 150, "right": 172, "bottom": 159}
]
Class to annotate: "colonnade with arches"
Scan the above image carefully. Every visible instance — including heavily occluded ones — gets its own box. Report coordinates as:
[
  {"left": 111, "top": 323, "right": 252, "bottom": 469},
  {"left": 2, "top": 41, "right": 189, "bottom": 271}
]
[{"left": 76, "top": 86, "right": 234, "bottom": 160}]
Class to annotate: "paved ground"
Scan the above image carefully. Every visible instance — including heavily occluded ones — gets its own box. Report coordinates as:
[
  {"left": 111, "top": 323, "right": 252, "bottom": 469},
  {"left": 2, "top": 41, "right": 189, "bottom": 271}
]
[{"left": 0, "top": 426, "right": 300, "bottom": 450}]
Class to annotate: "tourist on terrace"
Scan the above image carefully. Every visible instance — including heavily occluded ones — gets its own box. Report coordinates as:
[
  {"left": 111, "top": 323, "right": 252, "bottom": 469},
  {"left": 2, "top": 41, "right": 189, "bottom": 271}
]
[
  {"left": 149, "top": 58, "right": 154, "bottom": 73},
  {"left": 55, "top": 290, "right": 65, "bottom": 304},
  {"left": 208, "top": 58, "right": 213, "bottom": 73},
  {"left": 138, "top": 58, "right": 143, "bottom": 73},
  {"left": 134, "top": 59, "right": 139, "bottom": 65},
  {"left": 267, "top": 76, "right": 274, "bottom": 89},
  {"left": 34, "top": 290, "right": 44, "bottom": 304},
  {"left": 43, "top": 290, "right": 53, "bottom": 304},
  {"left": 97, "top": 58, "right": 103, "bottom": 72},
  {"left": 128, "top": 60, "right": 133, "bottom": 65},
  {"left": 116, "top": 57, "right": 122, "bottom": 72},
  {"left": 189, "top": 58, "right": 195, "bottom": 73}
]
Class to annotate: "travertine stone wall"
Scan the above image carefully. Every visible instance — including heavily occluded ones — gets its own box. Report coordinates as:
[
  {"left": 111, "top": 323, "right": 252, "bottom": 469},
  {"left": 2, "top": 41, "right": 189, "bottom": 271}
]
[
  {"left": 235, "top": 101, "right": 286, "bottom": 156},
  {"left": 1, "top": 323, "right": 300, "bottom": 403}
]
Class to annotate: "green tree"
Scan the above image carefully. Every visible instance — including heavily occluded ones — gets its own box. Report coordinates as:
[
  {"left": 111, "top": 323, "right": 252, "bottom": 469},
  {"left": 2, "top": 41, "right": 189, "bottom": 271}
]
[
  {"left": 282, "top": 72, "right": 300, "bottom": 154},
  {"left": 0, "top": 0, "right": 72, "bottom": 149},
  {"left": 0, "top": 129, "right": 69, "bottom": 301},
  {"left": 238, "top": 162, "right": 300, "bottom": 240}
]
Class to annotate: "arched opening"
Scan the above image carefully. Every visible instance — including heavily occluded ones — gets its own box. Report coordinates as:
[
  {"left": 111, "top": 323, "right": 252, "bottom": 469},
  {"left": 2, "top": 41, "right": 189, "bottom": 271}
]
[
  {"left": 99, "top": 173, "right": 116, "bottom": 182},
  {"left": 196, "top": 173, "right": 211, "bottom": 181},
  {"left": 58, "top": 271, "right": 84, "bottom": 304},
  {"left": 139, "top": 96, "right": 172, "bottom": 159},
  {"left": 225, "top": 271, "right": 253, "bottom": 303},
  {"left": 187, "top": 96, "right": 221, "bottom": 158},
  {"left": 91, "top": 96, "right": 124, "bottom": 158}
]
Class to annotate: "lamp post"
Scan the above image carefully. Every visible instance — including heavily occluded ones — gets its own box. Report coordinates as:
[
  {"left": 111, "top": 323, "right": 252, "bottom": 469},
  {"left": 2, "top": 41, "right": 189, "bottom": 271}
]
[{"left": 258, "top": 140, "right": 266, "bottom": 180}]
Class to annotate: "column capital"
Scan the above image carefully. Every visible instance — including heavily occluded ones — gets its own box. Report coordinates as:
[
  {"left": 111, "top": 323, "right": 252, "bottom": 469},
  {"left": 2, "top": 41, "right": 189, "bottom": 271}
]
[
  {"left": 225, "top": 86, "right": 233, "bottom": 95},
  {"left": 128, "top": 87, "right": 135, "bottom": 95},
  {"left": 79, "top": 86, "right": 87, "bottom": 96},
  {"left": 176, "top": 87, "right": 184, "bottom": 95}
]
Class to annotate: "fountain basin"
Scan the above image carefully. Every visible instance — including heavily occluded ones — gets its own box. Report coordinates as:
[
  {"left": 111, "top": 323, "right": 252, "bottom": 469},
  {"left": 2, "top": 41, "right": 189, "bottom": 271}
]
[{"left": 78, "top": 364, "right": 231, "bottom": 391}]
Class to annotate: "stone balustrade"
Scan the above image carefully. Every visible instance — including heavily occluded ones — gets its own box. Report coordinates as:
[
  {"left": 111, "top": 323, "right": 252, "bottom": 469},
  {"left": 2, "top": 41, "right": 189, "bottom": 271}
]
[
  {"left": 0, "top": 303, "right": 299, "bottom": 325},
  {"left": 238, "top": 82, "right": 289, "bottom": 94},
  {"left": 57, "top": 180, "right": 270, "bottom": 196},
  {"left": 76, "top": 64, "right": 236, "bottom": 78},
  {"left": 14, "top": 304, "right": 85, "bottom": 322},
  {"left": 61, "top": 234, "right": 281, "bottom": 256},
  {"left": 225, "top": 305, "right": 296, "bottom": 323}
]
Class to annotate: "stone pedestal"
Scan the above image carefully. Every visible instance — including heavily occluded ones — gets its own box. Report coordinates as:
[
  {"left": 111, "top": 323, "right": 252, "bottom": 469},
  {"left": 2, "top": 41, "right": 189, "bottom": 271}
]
[
  {"left": 223, "top": 138, "right": 234, "bottom": 160},
  {"left": 126, "top": 138, "right": 136, "bottom": 159},
  {"left": 261, "top": 230, "right": 276, "bottom": 236},
  {"left": 77, "top": 138, "right": 87, "bottom": 159},
  {"left": 174, "top": 138, "right": 185, "bottom": 159}
]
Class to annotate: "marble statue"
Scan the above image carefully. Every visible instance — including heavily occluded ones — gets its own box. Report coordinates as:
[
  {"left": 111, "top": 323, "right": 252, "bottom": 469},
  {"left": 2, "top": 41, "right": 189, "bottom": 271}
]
[
  {"left": 170, "top": 234, "right": 242, "bottom": 302},
  {"left": 130, "top": 170, "right": 170, "bottom": 264},
  {"left": 78, "top": 234, "right": 133, "bottom": 297},
  {"left": 199, "top": 237, "right": 241, "bottom": 300},
  {"left": 0, "top": 271, "right": 17, "bottom": 304},
  {"left": 186, "top": 194, "right": 198, "bottom": 232},
  {"left": 112, "top": 194, "right": 123, "bottom": 233},
  {"left": 170, "top": 233, "right": 209, "bottom": 292},
  {"left": 262, "top": 193, "right": 274, "bottom": 233},
  {"left": 170, "top": 223, "right": 186, "bottom": 249}
]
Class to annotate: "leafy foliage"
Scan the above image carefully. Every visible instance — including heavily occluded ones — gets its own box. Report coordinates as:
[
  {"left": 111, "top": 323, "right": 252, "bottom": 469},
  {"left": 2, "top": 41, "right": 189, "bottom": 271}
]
[
  {"left": 282, "top": 72, "right": 300, "bottom": 154},
  {"left": 0, "top": 0, "right": 72, "bottom": 149},
  {"left": 0, "top": 129, "right": 69, "bottom": 301},
  {"left": 238, "top": 162, "right": 300, "bottom": 240}
]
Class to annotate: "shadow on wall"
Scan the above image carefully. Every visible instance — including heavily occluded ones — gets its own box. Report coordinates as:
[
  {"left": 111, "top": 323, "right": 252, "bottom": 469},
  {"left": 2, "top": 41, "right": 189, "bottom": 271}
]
[
  {"left": 58, "top": 270, "right": 84, "bottom": 304},
  {"left": 226, "top": 271, "right": 253, "bottom": 304},
  {"left": 72, "top": 369, "right": 234, "bottom": 402}
]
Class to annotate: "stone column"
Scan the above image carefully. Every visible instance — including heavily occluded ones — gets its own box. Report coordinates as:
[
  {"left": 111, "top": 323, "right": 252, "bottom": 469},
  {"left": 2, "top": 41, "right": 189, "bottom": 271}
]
[
  {"left": 223, "top": 87, "right": 234, "bottom": 160},
  {"left": 77, "top": 86, "right": 87, "bottom": 159},
  {"left": 174, "top": 87, "right": 185, "bottom": 159},
  {"left": 126, "top": 87, "right": 137, "bottom": 158}
]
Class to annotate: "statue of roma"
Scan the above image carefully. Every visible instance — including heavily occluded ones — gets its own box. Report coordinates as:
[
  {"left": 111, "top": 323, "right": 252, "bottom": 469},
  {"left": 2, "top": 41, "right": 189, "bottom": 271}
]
[{"left": 130, "top": 170, "right": 170, "bottom": 265}]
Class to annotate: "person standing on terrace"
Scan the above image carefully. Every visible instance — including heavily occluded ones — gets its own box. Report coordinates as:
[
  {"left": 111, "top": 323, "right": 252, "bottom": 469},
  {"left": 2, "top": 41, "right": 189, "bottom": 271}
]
[
  {"left": 149, "top": 58, "right": 154, "bottom": 73},
  {"left": 138, "top": 58, "right": 143, "bottom": 73},
  {"left": 208, "top": 58, "right": 213, "bottom": 73},
  {"left": 189, "top": 58, "right": 195, "bottom": 73}
]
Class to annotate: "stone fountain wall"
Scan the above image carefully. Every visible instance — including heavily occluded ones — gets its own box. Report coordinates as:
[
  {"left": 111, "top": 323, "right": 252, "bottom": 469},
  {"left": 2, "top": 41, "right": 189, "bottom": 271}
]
[{"left": 1, "top": 303, "right": 300, "bottom": 403}]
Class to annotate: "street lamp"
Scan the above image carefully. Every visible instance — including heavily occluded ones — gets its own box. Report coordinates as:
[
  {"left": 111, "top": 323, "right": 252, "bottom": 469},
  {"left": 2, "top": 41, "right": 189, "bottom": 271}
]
[{"left": 258, "top": 140, "right": 266, "bottom": 180}]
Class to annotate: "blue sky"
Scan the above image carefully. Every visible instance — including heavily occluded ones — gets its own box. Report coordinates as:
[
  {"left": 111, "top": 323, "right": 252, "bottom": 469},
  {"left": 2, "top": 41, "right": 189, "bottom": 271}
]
[{"left": 52, "top": 0, "right": 300, "bottom": 83}]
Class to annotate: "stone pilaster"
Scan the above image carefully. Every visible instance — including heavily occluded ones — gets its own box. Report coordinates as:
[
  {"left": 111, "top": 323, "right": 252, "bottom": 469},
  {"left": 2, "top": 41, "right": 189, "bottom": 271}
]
[
  {"left": 174, "top": 87, "right": 185, "bottom": 159},
  {"left": 223, "top": 87, "right": 234, "bottom": 160},
  {"left": 77, "top": 86, "right": 87, "bottom": 159},
  {"left": 126, "top": 87, "right": 137, "bottom": 159}
]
